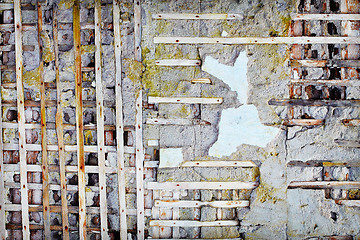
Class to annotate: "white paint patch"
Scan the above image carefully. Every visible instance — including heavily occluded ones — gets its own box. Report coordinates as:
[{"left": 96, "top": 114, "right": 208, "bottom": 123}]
[
  {"left": 202, "top": 52, "right": 279, "bottom": 157},
  {"left": 159, "top": 148, "right": 184, "bottom": 168},
  {"left": 221, "top": 31, "right": 229, "bottom": 37}
]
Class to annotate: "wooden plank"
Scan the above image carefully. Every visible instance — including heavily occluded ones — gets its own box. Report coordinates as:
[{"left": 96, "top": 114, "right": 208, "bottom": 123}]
[
  {"left": 4, "top": 204, "right": 152, "bottom": 216},
  {"left": 146, "top": 118, "right": 211, "bottom": 125},
  {"left": 268, "top": 99, "right": 360, "bottom": 107},
  {"left": 150, "top": 220, "right": 239, "bottom": 227},
  {"left": 113, "top": 1, "right": 128, "bottom": 237},
  {"left": 342, "top": 119, "right": 360, "bottom": 126},
  {"left": 152, "top": 13, "right": 243, "bottom": 20},
  {"left": 155, "top": 59, "right": 201, "bottom": 66},
  {"left": 290, "top": 79, "right": 360, "bottom": 86},
  {"left": 14, "top": 1, "right": 30, "bottom": 238},
  {"left": 288, "top": 181, "right": 360, "bottom": 189},
  {"left": 334, "top": 139, "right": 360, "bottom": 148},
  {"left": 147, "top": 182, "right": 259, "bottom": 190},
  {"left": 154, "top": 200, "right": 250, "bottom": 208},
  {"left": 335, "top": 200, "right": 360, "bottom": 207},
  {"left": 180, "top": 160, "right": 257, "bottom": 167},
  {"left": 287, "top": 160, "right": 360, "bottom": 167},
  {"left": 73, "top": 1, "right": 86, "bottom": 239},
  {"left": 291, "top": 13, "right": 360, "bottom": 20},
  {"left": 3, "top": 163, "right": 158, "bottom": 173},
  {"left": 37, "top": 3, "right": 51, "bottom": 238},
  {"left": 283, "top": 119, "right": 324, "bottom": 126},
  {"left": 94, "top": 1, "right": 109, "bottom": 238},
  {"left": 191, "top": 78, "right": 212, "bottom": 84},
  {"left": 148, "top": 96, "right": 223, "bottom": 104},
  {"left": 290, "top": 59, "right": 360, "bottom": 68},
  {"left": 154, "top": 37, "right": 360, "bottom": 45},
  {"left": 134, "top": 0, "right": 145, "bottom": 238},
  {"left": 0, "top": 40, "right": 5, "bottom": 240}
]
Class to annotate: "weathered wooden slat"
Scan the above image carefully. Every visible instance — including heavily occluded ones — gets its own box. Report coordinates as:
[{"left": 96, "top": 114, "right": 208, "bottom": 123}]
[
  {"left": 288, "top": 181, "right": 360, "bottom": 189},
  {"left": 287, "top": 160, "right": 360, "bottom": 167},
  {"left": 0, "top": 39, "right": 5, "bottom": 240},
  {"left": 0, "top": 45, "right": 35, "bottom": 52},
  {"left": 290, "top": 59, "right": 360, "bottom": 68},
  {"left": 0, "top": 2, "right": 34, "bottom": 10},
  {"left": 150, "top": 220, "right": 239, "bottom": 227},
  {"left": 283, "top": 119, "right": 324, "bottom": 126},
  {"left": 154, "top": 200, "right": 249, "bottom": 208},
  {"left": 155, "top": 59, "right": 201, "bottom": 66},
  {"left": 1, "top": 99, "right": 117, "bottom": 107},
  {"left": 291, "top": 13, "right": 360, "bottom": 20},
  {"left": 4, "top": 204, "right": 152, "bottom": 216},
  {"left": 53, "top": 6, "right": 70, "bottom": 238},
  {"left": 342, "top": 119, "right": 360, "bottom": 126},
  {"left": 134, "top": 0, "right": 145, "bottom": 238},
  {"left": 3, "top": 163, "right": 158, "bottom": 173},
  {"left": 180, "top": 160, "right": 257, "bottom": 167},
  {"left": 1, "top": 122, "right": 130, "bottom": 131},
  {"left": 0, "top": 22, "right": 114, "bottom": 31},
  {"left": 37, "top": 3, "right": 51, "bottom": 238},
  {"left": 191, "top": 78, "right": 212, "bottom": 84},
  {"left": 152, "top": 13, "right": 243, "bottom": 20},
  {"left": 147, "top": 182, "right": 259, "bottom": 190},
  {"left": 148, "top": 96, "right": 223, "bottom": 104},
  {"left": 334, "top": 139, "right": 360, "bottom": 148},
  {"left": 2, "top": 143, "right": 136, "bottom": 153},
  {"left": 290, "top": 79, "right": 360, "bottom": 86},
  {"left": 154, "top": 37, "right": 360, "bottom": 44},
  {"left": 73, "top": 1, "right": 87, "bottom": 239},
  {"left": 146, "top": 118, "right": 211, "bottom": 125},
  {"left": 94, "top": 1, "right": 109, "bottom": 238},
  {"left": 14, "top": 1, "right": 30, "bottom": 238},
  {"left": 113, "top": 1, "right": 127, "bottom": 237},
  {"left": 269, "top": 99, "right": 360, "bottom": 107},
  {"left": 335, "top": 200, "right": 360, "bottom": 207}
]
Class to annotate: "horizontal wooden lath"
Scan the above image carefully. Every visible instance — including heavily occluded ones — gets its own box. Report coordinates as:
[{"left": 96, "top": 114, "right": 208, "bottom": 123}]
[
  {"left": 334, "top": 139, "right": 360, "bottom": 148},
  {"left": 269, "top": 99, "right": 360, "bottom": 107},
  {"left": 180, "top": 160, "right": 257, "bottom": 167},
  {"left": 147, "top": 181, "right": 258, "bottom": 190},
  {"left": 283, "top": 119, "right": 324, "bottom": 126},
  {"left": 290, "top": 79, "right": 360, "bottom": 86},
  {"left": 335, "top": 200, "right": 360, "bottom": 207},
  {"left": 149, "top": 220, "right": 239, "bottom": 227},
  {"left": 148, "top": 96, "right": 223, "bottom": 104},
  {"left": 146, "top": 118, "right": 211, "bottom": 125},
  {"left": 290, "top": 59, "right": 360, "bottom": 68},
  {"left": 154, "top": 200, "right": 249, "bottom": 208},
  {"left": 291, "top": 13, "right": 360, "bottom": 20},
  {"left": 342, "top": 119, "right": 360, "bottom": 127},
  {"left": 155, "top": 59, "right": 201, "bottom": 66},
  {"left": 288, "top": 181, "right": 360, "bottom": 189},
  {"left": 152, "top": 13, "right": 243, "bottom": 20},
  {"left": 154, "top": 37, "right": 360, "bottom": 44},
  {"left": 287, "top": 160, "right": 360, "bottom": 167}
]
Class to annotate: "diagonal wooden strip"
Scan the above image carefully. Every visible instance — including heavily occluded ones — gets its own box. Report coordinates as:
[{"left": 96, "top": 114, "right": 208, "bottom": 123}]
[
  {"left": 53, "top": 5, "right": 70, "bottom": 239},
  {"left": 134, "top": 0, "right": 145, "bottom": 238},
  {"left": 37, "top": 2, "right": 50, "bottom": 238},
  {"left": 14, "top": 0, "right": 30, "bottom": 238},
  {"left": 113, "top": 0, "right": 128, "bottom": 238},
  {"left": 73, "top": 1, "right": 87, "bottom": 239},
  {"left": 94, "top": 0, "right": 109, "bottom": 238}
]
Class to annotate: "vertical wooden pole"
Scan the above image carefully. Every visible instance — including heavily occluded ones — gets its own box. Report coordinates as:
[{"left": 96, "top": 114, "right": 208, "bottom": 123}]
[
  {"left": 134, "top": 0, "right": 145, "bottom": 238},
  {"left": 113, "top": 0, "right": 128, "bottom": 238},
  {"left": 14, "top": 0, "right": 30, "bottom": 239},
  {"left": 53, "top": 5, "right": 70, "bottom": 240},
  {"left": 94, "top": 0, "right": 109, "bottom": 238},
  {"left": 37, "top": 2, "right": 50, "bottom": 238},
  {"left": 0, "top": 41, "right": 5, "bottom": 240},
  {"left": 73, "top": 1, "right": 86, "bottom": 239}
]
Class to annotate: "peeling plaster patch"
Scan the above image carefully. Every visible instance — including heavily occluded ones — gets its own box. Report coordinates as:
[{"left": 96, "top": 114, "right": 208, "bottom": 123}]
[
  {"left": 202, "top": 53, "right": 248, "bottom": 104},
  {"left": 203, "top": 52, "right": 279, "bottom": 157},
  {"left": 159, "top": 148, "right": 183, "bottom": 168}
]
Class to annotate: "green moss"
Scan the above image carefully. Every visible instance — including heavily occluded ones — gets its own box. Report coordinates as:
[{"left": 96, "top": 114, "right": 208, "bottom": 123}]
[
  {"left": 256, "top": 183, "right": 282, "bottom": 203},
  {"left": 58, "top": 0, "right": 74, "bottom": 10},
  {"left": 280, "top": 15, "right": 292, "bottom": 37},
  {"left": 81, "top": 45, "right": 96, "bottom": 54},
  {"left": 40, "top": 31, "right": 55, "bottom": 63}
]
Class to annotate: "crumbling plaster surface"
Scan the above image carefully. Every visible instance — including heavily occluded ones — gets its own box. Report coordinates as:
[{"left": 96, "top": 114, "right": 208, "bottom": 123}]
[{"left": 141, "top": 0, "right": 360, "bottom": 239}]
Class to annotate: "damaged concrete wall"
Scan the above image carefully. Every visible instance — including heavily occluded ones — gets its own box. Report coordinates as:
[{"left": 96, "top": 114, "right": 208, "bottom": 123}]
[{"left": 0, "top": 0, "right": 359, "bottom": 239}]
